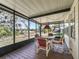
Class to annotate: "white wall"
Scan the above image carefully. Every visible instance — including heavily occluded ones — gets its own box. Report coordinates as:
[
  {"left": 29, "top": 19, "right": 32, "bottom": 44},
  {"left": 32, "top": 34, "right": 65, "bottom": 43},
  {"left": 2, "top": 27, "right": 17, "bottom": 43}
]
[
  {"left": 70, "top": 1, "right": 78, "bottom": 59},
  {"left": 64, "top": 0, "right": 79, "bottom": 59}
]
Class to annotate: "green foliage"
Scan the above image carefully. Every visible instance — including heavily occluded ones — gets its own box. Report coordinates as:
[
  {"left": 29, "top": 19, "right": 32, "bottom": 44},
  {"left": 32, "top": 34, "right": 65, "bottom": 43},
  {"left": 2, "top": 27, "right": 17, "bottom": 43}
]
[
  {"left": 0, "top": 30, "right": 8, "bottom": 36},
  {"left": 0, "top": 26, "right": 12, "bottom": 37},
  {"left": 4, "top": 27, "right": 12, "bottom": 35},
  {"left": 15, "top": 30, "right": 20, "bottom": 35}
]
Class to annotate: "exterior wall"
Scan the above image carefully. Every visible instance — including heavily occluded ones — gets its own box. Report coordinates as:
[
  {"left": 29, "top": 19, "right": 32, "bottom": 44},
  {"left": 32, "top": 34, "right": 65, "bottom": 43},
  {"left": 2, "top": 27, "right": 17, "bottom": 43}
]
[
  {"left": 64, "top": 0, "right": 79, "bottom": 59},
  {"left": 72, "top": 1, "right": 78, "bottom": 59}
]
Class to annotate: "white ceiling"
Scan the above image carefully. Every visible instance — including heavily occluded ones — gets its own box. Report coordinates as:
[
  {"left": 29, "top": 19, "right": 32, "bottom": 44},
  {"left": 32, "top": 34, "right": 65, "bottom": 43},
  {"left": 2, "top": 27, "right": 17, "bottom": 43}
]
[{"left": 0, "top": 0, "right": 74, "bottom": 23}]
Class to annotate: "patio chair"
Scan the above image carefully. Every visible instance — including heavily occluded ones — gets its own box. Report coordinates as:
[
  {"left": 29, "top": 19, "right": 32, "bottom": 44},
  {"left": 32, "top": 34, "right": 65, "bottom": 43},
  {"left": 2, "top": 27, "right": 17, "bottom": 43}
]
[{"left": 36, "top": 37, "right": 51, "bottom": 56}]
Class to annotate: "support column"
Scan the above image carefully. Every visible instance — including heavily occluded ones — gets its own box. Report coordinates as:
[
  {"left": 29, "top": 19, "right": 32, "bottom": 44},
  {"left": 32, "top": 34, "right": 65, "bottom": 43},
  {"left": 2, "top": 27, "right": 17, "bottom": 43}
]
[
  {"left": 13, "top": 11, "right": 15, "bottom": 44},
  {"left": 28, "top": 20, "right": 30, "bottom": 39},
  {"left": 39, "top": 24, "right": 42, "bottom": 36},
  {"left": 36, "top": 23, "right": 37, "bottom": 34}
]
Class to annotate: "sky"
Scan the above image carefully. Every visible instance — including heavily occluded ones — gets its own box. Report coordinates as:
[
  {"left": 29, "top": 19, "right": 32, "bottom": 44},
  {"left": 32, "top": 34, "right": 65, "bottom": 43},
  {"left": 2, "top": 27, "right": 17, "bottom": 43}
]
[{"left": 30, "top": 21, "right": 36, "bottom": 29}]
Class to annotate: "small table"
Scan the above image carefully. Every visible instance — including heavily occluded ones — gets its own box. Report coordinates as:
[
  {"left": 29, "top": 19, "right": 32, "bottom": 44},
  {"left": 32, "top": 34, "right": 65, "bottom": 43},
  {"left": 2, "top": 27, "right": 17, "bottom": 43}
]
[{"left": 42, "top": 36, "right": 55, "bottom": 40}]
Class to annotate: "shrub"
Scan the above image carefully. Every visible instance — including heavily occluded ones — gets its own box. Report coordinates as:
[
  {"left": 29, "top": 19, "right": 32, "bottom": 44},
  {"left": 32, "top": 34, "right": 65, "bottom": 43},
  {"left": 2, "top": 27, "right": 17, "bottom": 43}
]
[
  {"left": 0, "top": 30, "right": 8, "bottom": 36},
  {"left": 0, "top": 27, "right": 12, "bottom": 37}
]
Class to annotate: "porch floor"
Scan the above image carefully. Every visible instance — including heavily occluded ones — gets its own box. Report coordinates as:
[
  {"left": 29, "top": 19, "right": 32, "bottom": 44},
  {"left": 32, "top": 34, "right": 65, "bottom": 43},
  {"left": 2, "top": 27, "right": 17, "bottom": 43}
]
[{"left": 0, "top": 42, "right": 73, "bottom": 59}]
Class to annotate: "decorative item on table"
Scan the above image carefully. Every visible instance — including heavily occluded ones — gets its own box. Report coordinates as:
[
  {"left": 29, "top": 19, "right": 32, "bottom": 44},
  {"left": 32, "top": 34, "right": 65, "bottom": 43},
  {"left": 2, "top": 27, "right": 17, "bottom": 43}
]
[{"left": 43, "top": 24, "right": 51, "bottom": 33}]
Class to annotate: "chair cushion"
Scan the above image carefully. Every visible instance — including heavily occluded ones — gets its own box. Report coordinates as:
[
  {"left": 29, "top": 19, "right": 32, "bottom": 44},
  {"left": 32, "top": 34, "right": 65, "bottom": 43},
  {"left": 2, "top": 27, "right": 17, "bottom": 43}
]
[{"left": 37, "top": 38, "right": 46, "bottom": 47}]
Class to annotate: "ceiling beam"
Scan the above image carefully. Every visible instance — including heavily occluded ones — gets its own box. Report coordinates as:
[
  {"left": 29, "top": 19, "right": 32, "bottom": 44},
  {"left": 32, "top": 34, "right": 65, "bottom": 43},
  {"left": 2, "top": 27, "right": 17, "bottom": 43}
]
[
  {"left": 29, "top": 8, "right": 70, "bottom": 19},
  {"left": 41, "top": 21, "right": 64, "bottom": 25}
]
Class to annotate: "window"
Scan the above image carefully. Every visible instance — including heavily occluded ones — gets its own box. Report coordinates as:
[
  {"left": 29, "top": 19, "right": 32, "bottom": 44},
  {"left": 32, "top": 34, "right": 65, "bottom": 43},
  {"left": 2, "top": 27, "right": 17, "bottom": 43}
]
[
  {"left": 29, "top": 21, "right": 36, "bottom": 38},
  {"left": 70, "top": 8, "right": 75, "bottom": 39},
  {"left": 70, "top": 22, "right": 75, "bottom": 38},
  {"left": 0, "top": 9, "right": 13, "bottom": 47},
  {"left": 15, "top": 16, "right": 28, "bottom": 43}
]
